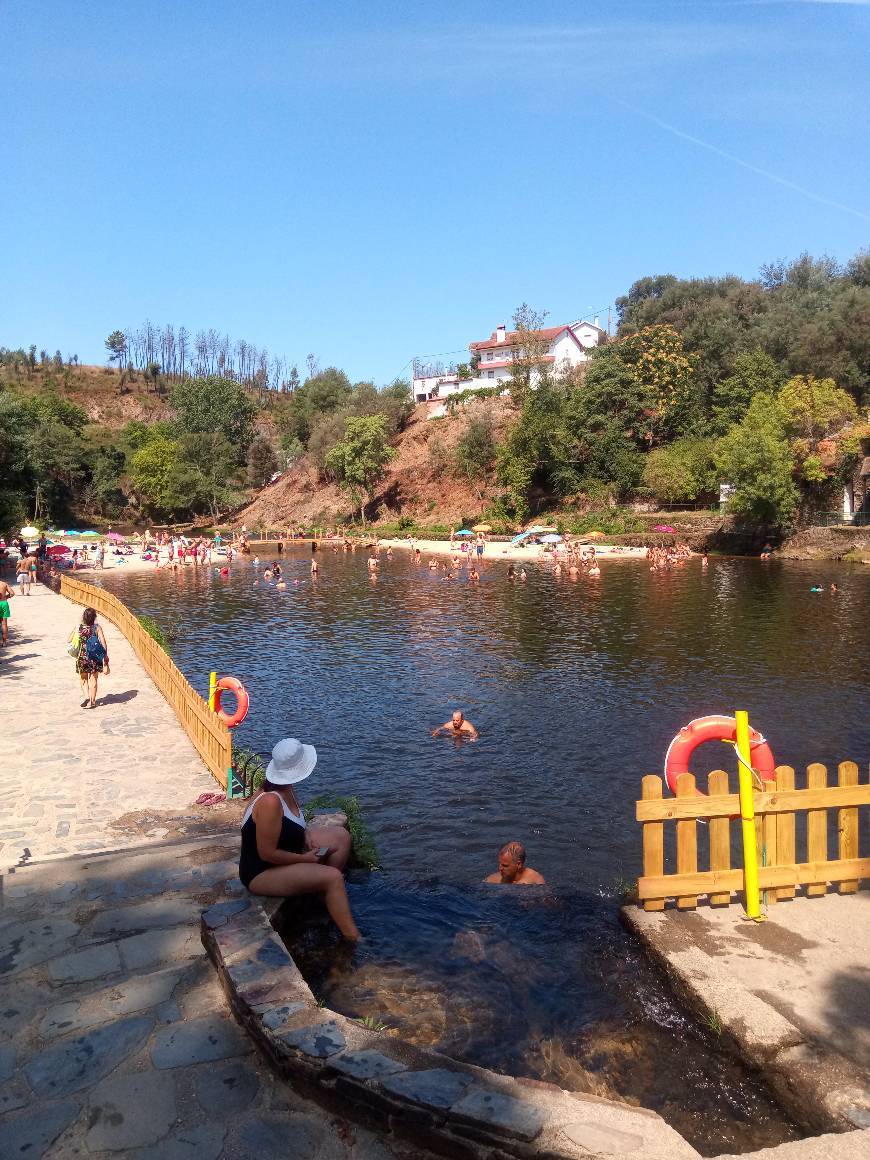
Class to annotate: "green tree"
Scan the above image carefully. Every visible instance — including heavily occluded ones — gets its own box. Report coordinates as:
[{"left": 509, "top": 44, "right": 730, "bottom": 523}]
[
  {"left": 717, "top": 394, "right": 798, "bottom": 529},
  {"left": 506, "top": 303, "right": 551, "bottom": 406},
  {"left": 105, "top": 330, "right": 128, "bottom": 368},
  {"left": 325, "top": 415, "right": 396, "bottom": 522},
  {"left": 642, "top": 438, "right": 720, "bottom": 505},
  {"left": 246, "top": 434, "right": 279, "bottom": 489},
  {"left": 170, "top": 375, "right": 257, "bottom": 458},
  {"left": 286, "top": 367, "right": 352, "bottom": 444},
  {"left": 711, "top": 349, "right": 782, "bottom": 434},
  {"left": 130, "top": 431, "right": 178, "bottom": 513},
  {"left": 777, "top": 375, "right": 857, "bottom": 443},
  {"left": 168, "top": 433, "right": 242, "bottom": 518},
  {"left": 454, "top": 410, "right": 496, "bottom": 498}
]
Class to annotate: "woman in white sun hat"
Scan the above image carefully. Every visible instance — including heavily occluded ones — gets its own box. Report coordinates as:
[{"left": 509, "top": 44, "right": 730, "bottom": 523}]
[{"left": 238, "top": 738, "right": 359, "bottom": 940}]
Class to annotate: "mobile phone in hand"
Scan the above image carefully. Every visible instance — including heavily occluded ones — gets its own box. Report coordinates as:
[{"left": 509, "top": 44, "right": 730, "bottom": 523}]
[{"left": 316, "top": 846, "right": 330, "bottom": 858}]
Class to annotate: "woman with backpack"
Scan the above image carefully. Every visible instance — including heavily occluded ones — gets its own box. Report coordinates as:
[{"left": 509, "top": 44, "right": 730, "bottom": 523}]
[{"left": 73, "top": 607, "right": 110, "bottom": 708}]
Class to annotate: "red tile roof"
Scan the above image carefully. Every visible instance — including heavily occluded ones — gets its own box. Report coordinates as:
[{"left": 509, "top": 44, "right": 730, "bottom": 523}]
[{"left": 469, "top": 325, "right": 569, "bottom": 352}]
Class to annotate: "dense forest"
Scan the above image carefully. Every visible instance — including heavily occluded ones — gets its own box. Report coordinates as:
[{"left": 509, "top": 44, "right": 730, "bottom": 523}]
[{"left": 1, "top": 249, "right": 867, "bottom": 535}]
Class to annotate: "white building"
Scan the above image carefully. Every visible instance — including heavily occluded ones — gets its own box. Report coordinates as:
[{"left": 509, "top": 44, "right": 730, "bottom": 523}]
[
  {"left": 412, "top": 319, "right": 604, "bottom": 405},
  {"left": 469, "top": 320, "right": 604, "bottom": 384}
]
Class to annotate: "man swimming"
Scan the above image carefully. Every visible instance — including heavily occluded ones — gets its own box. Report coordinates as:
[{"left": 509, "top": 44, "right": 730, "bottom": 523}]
[
  {"left": 485, "top": 841, "right": 545, "bottom": 885},
  {"left": 431, "top": 710, "right": 478, "bottom": 739}
]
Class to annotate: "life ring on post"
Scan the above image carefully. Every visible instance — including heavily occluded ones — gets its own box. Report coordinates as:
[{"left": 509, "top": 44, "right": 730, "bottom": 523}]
[
  {"left": 213, "top": 676, "right": 249, "bottom": 728},
  {"left": 664, "top": 715, "right": 775, "bottom": 796}
]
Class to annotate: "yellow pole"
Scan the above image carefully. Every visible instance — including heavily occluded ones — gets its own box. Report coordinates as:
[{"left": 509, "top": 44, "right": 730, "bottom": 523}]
[
  {"left": 736, "top": 710, "right": 762, "bottom": 920},
  {"left": 208, "top": 670, "right": 217, "bottom": 713}
]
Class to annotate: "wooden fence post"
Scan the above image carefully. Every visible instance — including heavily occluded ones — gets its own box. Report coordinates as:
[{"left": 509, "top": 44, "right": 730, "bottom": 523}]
[
  {"left": 708, "top": 770, "right": 731, "bottom": 906},
  {"left": 775, "top": 766, "right": 796, "bottom": 901},
  {"left": 838, "top": 761, "right": 860, "bottom": 894},
  {"left": 641, "top": 775, "right": 665, "bottom": 912},
  {"left": 805, "top": 763, "right": 828, "bottom": 898},
  {"left": 676, "top": 772, "right": 698, "bottom": 910}
]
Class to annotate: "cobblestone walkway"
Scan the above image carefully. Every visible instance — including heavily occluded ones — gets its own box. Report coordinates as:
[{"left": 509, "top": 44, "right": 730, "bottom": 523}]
[
  {"left": 0, "top": 835, "right": 421, "bottom": 1159},
  {"left": 0, "top": 582, "right": 217, "bottom": 869}
]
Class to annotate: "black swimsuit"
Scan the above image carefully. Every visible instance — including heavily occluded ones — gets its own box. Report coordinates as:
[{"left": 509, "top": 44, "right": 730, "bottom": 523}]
[{"left": 238, "top": 792, "right": 307, "bottom": 888}]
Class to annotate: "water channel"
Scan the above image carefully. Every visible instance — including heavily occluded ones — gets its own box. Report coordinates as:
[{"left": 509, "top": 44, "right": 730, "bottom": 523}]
[{"left": 99, "top": 549, "right": 869, "bottom": 1154}]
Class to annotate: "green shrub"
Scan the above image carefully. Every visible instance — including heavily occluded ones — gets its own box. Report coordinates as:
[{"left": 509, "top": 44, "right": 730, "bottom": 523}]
[
  {"left": 136, "top": 614, "right": 169, "bottom": 652},
  {"left": 304, "top": 793, "right": 381, "bottom": 870}
]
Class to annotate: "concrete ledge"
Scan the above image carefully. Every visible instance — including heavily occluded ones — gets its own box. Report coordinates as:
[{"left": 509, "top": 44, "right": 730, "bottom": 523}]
[
  {"left": 622, "top": 899, "right": 870, "bottom": 1135},
  {"left": 201, "top": 893, "right": 700, "bottom": 1160}
]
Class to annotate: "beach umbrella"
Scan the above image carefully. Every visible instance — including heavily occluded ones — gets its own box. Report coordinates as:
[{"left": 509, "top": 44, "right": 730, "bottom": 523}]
[
  {"left": 472, "top": 524, "right": 492, "bottom": 532},
  {"left": 20, "top": 526, "right": 38, "bottom": 537},
  {"left": 46, "top": 544, "right": 71, "bottom": 557},
  {"left": 541, "top": 533, "right": 563, "bottom": 543},
  {"left": 455, "top": 529, "right": 474, "bottom": 536},
  {"left": 106, "top": 532, "right": 125, "bottom": 542}
]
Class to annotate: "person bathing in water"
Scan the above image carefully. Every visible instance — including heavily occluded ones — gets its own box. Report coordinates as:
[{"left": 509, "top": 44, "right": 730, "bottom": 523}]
[
  {"left": 238, "top": 737, "right": 360, "bottom": 940},
  {"left": 485, "top": 841, "right": 545, "bottom": 885},
  {"left": 431, "top": 710, "right": 478, "bottom": 739}
]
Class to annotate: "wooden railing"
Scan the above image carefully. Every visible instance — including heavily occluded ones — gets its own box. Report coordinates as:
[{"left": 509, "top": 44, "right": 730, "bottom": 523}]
[
  {"left": 637, "top": 764, "right": 870, "bottom": 911},
  {"left": 60, "top": 575, "right": 232, "bottom": 790}
]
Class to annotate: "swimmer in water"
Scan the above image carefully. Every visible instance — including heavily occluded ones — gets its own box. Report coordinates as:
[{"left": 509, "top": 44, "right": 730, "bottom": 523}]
[
  {"left": 485, "top": 841, "right": 545, "bottom": 885},
  {"left": 519, "top": 568, "right": 527, "bottom": 581},
  {"left": 428, "top": 558, "right": 438, "bottom": 570},
  {"left": 507, "top": 564, "right": 516, "bottom": 581},
  {"left": 311, "top": 559, "right": 318, "bottom": 576},
  {"left": 264, "top": 569, "right": 273, "bottom": 580},
  {"left": 588, "top": 563, "right": 600, "bottom": 578},
  {"left": 367, "top": 554, "right": 379, "bottom": 570},
  {"left": 431, "top": 710, "right": 478, "bottom": 740},
  {"left": 276, "top": 579, "right": 287, "bottom": 589},
  {"left": 469, "top": 566, "right": 480, "bottom": 581}
]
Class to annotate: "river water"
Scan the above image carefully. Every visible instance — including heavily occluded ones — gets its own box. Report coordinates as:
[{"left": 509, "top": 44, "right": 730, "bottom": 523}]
[{"left": 99, "top": 549, "right": 869, "bottom": 1153}]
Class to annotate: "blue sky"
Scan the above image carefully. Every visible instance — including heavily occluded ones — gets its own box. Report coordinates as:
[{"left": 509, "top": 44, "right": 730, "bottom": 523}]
[{"left": 2, "top": 0, "right": 868, "bottom": 383}]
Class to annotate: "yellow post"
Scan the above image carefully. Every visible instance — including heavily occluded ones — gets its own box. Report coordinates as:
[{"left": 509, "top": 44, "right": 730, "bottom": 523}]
[
  {"left": 736, "top": 710, "right": 762, "bottom": 920},
  {"left": 208, "top": 670, "right": 217, "bottom": 713}
]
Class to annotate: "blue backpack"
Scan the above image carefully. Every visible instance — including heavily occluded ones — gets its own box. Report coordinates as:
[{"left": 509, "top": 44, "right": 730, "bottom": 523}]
[{"left": 85, "top": 629, "right": 106, "bottom": 663}]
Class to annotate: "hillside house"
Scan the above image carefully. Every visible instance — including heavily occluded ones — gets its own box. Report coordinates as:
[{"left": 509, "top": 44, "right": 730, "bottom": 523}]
[{"left": 412, "top": 319, "right": 604, "bottom": 405}]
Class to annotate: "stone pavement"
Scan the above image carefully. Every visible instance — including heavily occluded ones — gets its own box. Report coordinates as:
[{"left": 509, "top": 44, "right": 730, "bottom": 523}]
[
  {"left": 0, "top": 580, "right": 218, "bottom": 869},
  {"left": 0, "top": 834, "right": 428, "bottom": 1160}
]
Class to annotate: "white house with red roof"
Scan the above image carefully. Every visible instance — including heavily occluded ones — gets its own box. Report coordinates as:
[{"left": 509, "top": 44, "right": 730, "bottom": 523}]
[
  {"left": 412, "top": 318, "right": 604, "bottom": 408},
  {"left": 470, "top": 320, "right": 603, "bottom": 384}
]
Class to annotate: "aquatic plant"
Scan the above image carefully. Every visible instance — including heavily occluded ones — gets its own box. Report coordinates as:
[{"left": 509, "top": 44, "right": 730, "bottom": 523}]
[
  {"left": 354, "top": 1015, "right": 388, "bottom": 1032},
  {"left": 136, "top": 613, "right": 169, "bottom": 652},
  {"left": 304, "top": 793, "right": 382, "bottom": 871},
  {"left": 703, "top": 1008, "right": 723, "bottom": 1038}
]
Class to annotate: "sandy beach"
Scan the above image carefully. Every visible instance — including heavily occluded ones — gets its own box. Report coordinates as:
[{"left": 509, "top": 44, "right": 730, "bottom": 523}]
[{"left": 376, "top": 537, "right": 649, "bottom": 562}]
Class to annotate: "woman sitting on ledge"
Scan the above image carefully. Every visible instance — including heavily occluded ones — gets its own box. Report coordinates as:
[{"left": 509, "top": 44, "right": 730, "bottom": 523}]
[{"left": 238, "top": 737, "right": 360, "bottom": 941}]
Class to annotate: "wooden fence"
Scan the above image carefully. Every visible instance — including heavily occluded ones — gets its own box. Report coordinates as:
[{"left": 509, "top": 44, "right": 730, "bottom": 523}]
[
  {"left": 60, "top": 575, "right": 232, "bottom": 790},
  {"left": 637, "top": 764, "right": 870, "bottom": 910}
]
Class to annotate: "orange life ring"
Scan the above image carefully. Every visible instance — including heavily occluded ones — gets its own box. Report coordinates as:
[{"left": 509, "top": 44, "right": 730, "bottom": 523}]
[
  {"left": 213, "top": 676, "right": 249, "bottom": 728},
  {"left": 664, "top": 714, "right": 775, "bottom": 796}
]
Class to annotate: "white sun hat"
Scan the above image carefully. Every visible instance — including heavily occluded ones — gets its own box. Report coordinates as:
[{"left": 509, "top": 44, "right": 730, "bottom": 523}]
[{"left": 264, "top": 737, "right": 318, "bottom": 785}]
